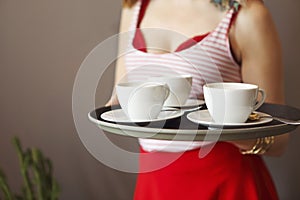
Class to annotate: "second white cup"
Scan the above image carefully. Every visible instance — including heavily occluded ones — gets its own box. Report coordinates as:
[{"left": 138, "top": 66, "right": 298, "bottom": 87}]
[{"left": 148, "top": 74, "right": 192, "bottom": 107}]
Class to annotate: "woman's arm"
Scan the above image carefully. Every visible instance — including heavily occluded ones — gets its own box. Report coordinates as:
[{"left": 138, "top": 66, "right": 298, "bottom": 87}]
[
  {"left": 106, "top": 6, "right": 135, "bottom": 106},
  {"left": 229, "top": 0, "right": 289, "bottom": 156}
]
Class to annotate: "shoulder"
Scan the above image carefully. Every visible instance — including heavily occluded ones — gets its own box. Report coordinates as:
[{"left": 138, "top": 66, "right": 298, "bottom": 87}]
[
  {"left": 233, "top": 0, "right": 279, "bottom": 45},
  {"left": 230, "top": 0, "right": 281, "bottom": 61},
  {"left": 235, "top": 0, "right": 274, "bottom": 33},
  {"left": 120, "top": 2, "right": 140, "bottom": 32}
]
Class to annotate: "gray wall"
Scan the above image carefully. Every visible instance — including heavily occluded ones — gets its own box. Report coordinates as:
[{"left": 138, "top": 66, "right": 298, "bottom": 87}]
[
  {"left": 264, "top": 1, "right": 300, "bottom": 199},
  {"left": 0, "top": 0, "right": 299, "bottom": 199}
]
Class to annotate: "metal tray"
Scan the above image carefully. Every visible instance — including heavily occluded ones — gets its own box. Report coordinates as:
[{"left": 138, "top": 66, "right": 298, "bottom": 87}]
[{"left": 88, "top": 103, "right": 300, "bottom": 141}]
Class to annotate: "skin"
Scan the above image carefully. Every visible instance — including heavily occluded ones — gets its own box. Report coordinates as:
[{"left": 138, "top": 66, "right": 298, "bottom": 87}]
[{"left": 112, "top": 0, "right": 289, "bottom": 156}]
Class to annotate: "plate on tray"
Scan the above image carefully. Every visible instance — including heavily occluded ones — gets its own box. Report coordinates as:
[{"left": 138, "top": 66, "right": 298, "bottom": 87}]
[
  {"left": 101, "top": 109, "right": 184, "bottom": 123},
  {"left": 187, "top": 110, "right": 273, "bottom": 127},
  {"left": 164, "top": 99, "right": 205, "bottom": 109}
]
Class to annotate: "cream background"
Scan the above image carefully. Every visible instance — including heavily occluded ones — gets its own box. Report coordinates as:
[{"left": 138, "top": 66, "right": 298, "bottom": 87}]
[{"left": 0, "top": 0, "right": 299, "bottom": 199}]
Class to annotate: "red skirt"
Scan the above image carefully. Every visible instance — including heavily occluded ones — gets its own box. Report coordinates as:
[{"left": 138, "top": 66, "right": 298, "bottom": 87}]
[{"left": 134, "top": 142, "right": 278, "bottom": 200}]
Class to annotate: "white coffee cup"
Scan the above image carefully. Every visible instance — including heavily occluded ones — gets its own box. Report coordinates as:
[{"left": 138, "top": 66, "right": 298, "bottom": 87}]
[
  {"left": 203, "top": 82, "right": 266, "bottom": 123},
  {"left": 116, "top": 81, "right": 170, "bottom": 121},
  {"left": 148, "top": 75, "right": 192, "bottom": 107}
]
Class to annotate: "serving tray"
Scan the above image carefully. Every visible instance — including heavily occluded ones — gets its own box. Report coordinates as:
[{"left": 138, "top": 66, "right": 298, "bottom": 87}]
[{"left": 88, "top": 103, "right": 300, "bottom": 141}]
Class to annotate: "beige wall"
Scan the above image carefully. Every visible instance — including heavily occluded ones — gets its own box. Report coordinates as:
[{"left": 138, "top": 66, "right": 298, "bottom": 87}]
[{"left": 0, "top": 0, "right": 299, "bottom": 199}]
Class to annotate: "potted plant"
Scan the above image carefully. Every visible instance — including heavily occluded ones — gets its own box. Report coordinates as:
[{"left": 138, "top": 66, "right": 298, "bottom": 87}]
[{"left": 0, "top": 137, "right": 60, "bottom": 200}]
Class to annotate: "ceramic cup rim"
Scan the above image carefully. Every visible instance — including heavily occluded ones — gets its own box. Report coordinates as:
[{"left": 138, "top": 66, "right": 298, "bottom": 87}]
[
  {"left": 117, "top": 81, "right": 167, "bottom": 88},
  {"left": 204, "top": 82, "right": 259, "bottom": 91}
]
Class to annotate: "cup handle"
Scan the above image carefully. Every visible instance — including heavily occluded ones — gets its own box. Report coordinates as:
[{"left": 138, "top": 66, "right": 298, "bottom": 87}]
[{"left": 253, "top": 88, "right": 266, "bottom": 110}]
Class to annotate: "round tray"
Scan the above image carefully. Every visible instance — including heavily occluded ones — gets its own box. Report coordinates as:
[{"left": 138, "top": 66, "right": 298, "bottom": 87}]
[{"left": 88, "top": 103, "right": 300, "bottom": 141}]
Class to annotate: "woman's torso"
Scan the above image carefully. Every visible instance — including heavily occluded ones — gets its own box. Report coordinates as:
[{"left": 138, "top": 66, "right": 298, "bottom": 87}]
[
  {"left": 138, "top": 0, "right": 231, "bottom": 54},
  {"left": 124, "top": 0, "right": 242, "bottom": 152}
]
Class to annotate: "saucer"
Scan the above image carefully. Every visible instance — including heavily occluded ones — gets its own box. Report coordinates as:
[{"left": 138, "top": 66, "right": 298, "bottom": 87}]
[
  {"left": 187, "top": 110, "right": 273, "bottom": 127},
  {"left": 164, "top": 99, "right": 205, "bottom": 108},
  {"left": 101, "top": 109, "right": 184, "bottom": 123}
]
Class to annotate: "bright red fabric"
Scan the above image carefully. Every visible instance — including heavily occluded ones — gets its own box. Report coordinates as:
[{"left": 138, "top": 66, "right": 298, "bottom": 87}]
[
  {"left": 132, "top": 1, "right": 278, "bottom": 199},
  {"left": 134, "top": 142, "right": 279, "bottom": 200}
]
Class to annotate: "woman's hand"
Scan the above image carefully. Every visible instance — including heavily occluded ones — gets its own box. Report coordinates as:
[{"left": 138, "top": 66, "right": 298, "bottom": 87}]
[
  {"left": 228, "top": 133, "right": 289, "bottom": 157},
  {"left": 105, "top": 94, "right": 119, "bottom": 107}
]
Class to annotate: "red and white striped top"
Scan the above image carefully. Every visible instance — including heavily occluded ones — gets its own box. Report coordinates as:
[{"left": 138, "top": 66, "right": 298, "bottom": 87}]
[{"left": 124, "top": 0, "right": 242, "bottom": 152}]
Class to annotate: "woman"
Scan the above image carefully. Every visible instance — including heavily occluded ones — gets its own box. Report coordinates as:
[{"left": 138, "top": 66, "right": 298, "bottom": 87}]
[{"left": 110, "top": 0, "right": 289, "bottom": 199}]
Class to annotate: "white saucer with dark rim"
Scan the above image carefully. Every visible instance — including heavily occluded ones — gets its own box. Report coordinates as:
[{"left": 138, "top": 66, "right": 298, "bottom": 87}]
[
  {"left": 101, "top": 109, "right": 184, "bottom": 123},
  {"left": 187, "top": 110, "right": 273, "bottom": 127}
]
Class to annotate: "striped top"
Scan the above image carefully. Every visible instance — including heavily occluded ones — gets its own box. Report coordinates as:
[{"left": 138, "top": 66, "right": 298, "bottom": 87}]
[{"left": 124, "top": 0, "right": 242, "bottom": 152}]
